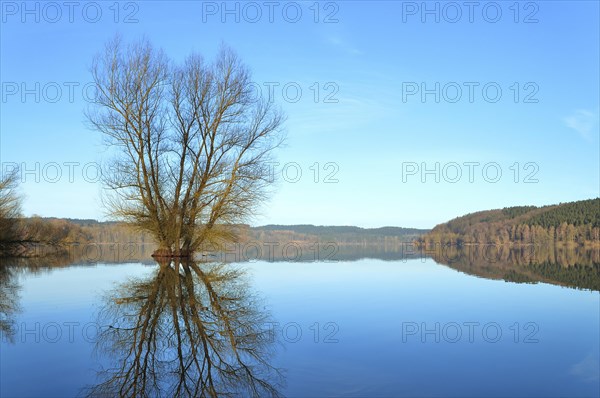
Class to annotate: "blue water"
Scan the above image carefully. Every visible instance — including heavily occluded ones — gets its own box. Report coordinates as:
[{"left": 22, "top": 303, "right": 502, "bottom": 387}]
[{"left": 1, "top": 259, "right": 599, "bottom": 397}]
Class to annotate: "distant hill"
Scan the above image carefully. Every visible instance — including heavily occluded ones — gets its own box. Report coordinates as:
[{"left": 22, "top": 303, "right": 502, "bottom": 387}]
[
  {"left": 242, "top": 224, "right": 428, "bottom": 247},
  {"left": 420, "top": 198, "right": 600, "bottom": 246},
  {"left": 254, "top": 224, "right": 427, "bottom": 237},
  {"left": 3, "top": 219, "right": 428, "bottom": 255},
  {"left": 36, "top": 218, "right": 120, "bottom": 226}
]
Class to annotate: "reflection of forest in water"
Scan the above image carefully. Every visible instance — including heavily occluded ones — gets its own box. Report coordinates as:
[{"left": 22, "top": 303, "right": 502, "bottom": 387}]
[
  {"left": 1, "top": 243, "right": 599, "bottom": 293},
  {"left": 1, "top": 242, "right": 424, "bottom": 265},
  {"left": 428, "top": 245, "right": 600, "bottom": 291}
]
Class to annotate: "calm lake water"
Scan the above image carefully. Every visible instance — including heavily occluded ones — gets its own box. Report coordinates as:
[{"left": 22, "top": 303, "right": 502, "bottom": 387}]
[{"left": 1, "top": 248, "right": 599, "bottom": 397}]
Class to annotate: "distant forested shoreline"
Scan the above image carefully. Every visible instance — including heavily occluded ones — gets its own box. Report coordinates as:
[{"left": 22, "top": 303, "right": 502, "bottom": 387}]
[
  {"left": 418, "top": 198, "right": 600, "bottom": 246},
  {"left": 0, "top": 218, "right": 428, "bottom": 258},
  {"left": 2, "top": 198, "right": 598, "bottom": 259}
]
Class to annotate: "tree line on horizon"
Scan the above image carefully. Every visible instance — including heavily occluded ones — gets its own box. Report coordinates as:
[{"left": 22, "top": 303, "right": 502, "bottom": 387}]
[
  {"left": 0, "top": 208, "right": 427, "bottom": 258},
  {"left": 2, "top": 165, "right": 598, "bottom": 258},
  {"left": 418, "top": 198, "right": 600, "bottom": 246}
]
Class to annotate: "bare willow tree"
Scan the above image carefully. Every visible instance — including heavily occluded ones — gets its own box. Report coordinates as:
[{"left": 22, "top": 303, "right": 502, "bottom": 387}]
[
  {"left": 0, "top": 169, "right": 22, "bottom": 252},
  {"left": 87, "top": 37, "right": 285, "bottom": 257}
]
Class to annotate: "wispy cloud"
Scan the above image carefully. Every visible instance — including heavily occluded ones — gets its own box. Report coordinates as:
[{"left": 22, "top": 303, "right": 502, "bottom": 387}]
[
  {"left": 326, "top": 35, "right": 362, "bottom": 56},
  {"left": 570, "top": 353, "right": 600, "bottom": 382},
  {"left": 563, "top": 109, "right": 599, "bottom": 140}
]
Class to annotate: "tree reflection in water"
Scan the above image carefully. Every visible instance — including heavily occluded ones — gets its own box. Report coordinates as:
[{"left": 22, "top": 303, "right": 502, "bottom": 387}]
[
  {"left": 0, "top": 263, "right": 20, "bottom": 343},
  {"left": 85, "top": 259, "right": 283, "bottom": 398}
]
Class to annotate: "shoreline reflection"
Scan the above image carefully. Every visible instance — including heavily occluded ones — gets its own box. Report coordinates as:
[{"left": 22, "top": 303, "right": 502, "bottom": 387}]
[{"left": 429, "top": 244, "right": 600, "bottom": 291}]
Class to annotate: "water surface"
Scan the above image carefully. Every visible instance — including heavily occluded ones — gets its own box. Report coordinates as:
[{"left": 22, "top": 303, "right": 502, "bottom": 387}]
[{"left": 1, "top": 249, "right": 598, "bottom": 397}]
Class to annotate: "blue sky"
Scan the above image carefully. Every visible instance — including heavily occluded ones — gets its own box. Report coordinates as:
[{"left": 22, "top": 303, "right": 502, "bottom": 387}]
[{"left": 1, "top": 1, "right": 598, "bottom": 228}]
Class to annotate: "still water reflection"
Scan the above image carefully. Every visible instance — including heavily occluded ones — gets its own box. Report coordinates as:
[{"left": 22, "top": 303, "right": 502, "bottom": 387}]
[
  {"left": 0, "top": 245, "right": 599, "bottom": 397},
  {"left": 85, "top": 259, "right": 282, "bottom": 397},
  {"left": 429, "top": 244, "right": 600, "bottom": 291}
]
